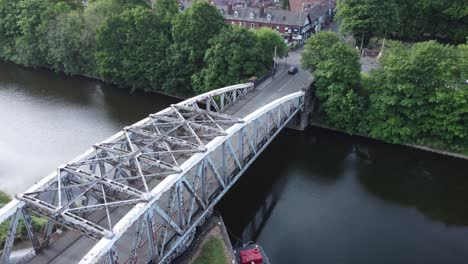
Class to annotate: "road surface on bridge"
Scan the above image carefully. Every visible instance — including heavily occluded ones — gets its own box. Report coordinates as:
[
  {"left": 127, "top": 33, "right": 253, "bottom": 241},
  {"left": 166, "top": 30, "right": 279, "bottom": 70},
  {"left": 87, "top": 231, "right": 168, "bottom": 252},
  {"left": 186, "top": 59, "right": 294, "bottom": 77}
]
[
  {"left": 225, "top": 62, "right": 311, "bottom": 118},
  {"left": 20, "top": 61, "right": 310, "bottom": 264}
]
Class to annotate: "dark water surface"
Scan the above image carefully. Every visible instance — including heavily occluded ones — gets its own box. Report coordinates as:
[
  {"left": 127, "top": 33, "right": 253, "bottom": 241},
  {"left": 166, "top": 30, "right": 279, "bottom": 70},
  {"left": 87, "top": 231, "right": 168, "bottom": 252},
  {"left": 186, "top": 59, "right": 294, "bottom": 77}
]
[
  {"left": 1, "top": 62, "right": 468, "bottom": 263},
  {"left": 0, "top": 62, "right": 178, "bottom": 193}
]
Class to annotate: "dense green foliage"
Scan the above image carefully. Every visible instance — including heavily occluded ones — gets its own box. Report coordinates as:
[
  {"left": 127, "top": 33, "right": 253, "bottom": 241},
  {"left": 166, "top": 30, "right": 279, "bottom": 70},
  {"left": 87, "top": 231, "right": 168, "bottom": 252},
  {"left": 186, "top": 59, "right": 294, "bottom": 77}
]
[
  {"left": 0, "top": 191, "right": 48, "bottom": 248},
  {"left": 301, "top": 31, "right": 341, "bottom": 71},
  {"left": 302, "top": 32, "right": 363, "bottom": 132},
  {"left": 47, "top": 10, "right": 94, "bottom": 74},
  {"left": 193, "top": 237, "right": 226, "bottom": 264},
  {"left": 164, "top": 1, "right": 226, "bottom": 94},
  {"left": 96, "top": 6, "right": 170, "bottom": 91},
  {"left": 302, "top": 32, "right": 468, "bottom": 154},
  {"left": 193, "top": 26, "right": 287, "bottom": 94},
  {"left": 193, "top": 26, "right": 264, "bottom": 94},
  {"left": 364, "top": 41, "right": 468, "bottom": 152},
  {"left": 281, "top": 0, "right": 289, "bottom": 10},
  {"left": 0, "top": 0, "right": 282, "bottom": 95},
  {"left": 337, "top": 0, "right": 467, "bottom": 46},
  {"left": 254, "top": 27, "right": 288, "bottom": 69},
  {"left": 394, "top": 0, "right": 467, "bottom": 43},
  {"left": 336, "top": 0, "right": 399, "bottom": 48}
]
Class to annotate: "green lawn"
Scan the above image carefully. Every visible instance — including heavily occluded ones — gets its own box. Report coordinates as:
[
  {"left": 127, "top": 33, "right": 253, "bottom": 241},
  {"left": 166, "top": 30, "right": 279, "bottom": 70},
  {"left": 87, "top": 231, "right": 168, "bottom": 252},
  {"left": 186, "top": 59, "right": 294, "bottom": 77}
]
[{"left": 193, "top": 237, "right": 227, "bottom": 264}]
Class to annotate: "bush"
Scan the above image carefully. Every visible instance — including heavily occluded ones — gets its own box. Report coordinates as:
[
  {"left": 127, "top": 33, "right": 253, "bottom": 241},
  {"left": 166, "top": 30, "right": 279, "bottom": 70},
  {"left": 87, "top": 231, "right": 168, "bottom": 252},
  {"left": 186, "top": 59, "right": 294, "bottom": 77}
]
[{"left": 0, "top": 191, "right": 48, "bottom": 248}]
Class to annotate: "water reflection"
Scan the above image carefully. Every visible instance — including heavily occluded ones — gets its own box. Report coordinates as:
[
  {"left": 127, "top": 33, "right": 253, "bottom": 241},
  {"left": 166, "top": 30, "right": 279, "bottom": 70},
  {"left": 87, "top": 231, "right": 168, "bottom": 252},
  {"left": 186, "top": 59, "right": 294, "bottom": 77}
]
[
  {"left": 358, "top": 143, "right": 468, "bottom": 226},
  {"left": 0, "top": 62, "right": 177, "bottom": 193},
  {"left": 219, "top": 127, "right": 468, "bottom": 264}
]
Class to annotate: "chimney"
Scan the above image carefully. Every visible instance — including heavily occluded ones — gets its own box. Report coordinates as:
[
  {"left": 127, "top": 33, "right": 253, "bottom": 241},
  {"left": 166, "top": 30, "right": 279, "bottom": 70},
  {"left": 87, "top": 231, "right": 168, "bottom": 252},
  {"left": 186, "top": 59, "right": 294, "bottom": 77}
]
[
  {"left": 228, "top": 3, "right": 233, "bottom": 14},
  {"left": 259, "top": 5, "right": 265, "bottom": 17}
]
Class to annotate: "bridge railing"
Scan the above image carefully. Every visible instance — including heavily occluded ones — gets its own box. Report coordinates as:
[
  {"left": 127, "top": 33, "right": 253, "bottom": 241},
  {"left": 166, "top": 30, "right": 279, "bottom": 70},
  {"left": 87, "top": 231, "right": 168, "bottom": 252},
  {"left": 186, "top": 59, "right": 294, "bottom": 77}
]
[
  {"left": 79, "top": 91, "right": 305, "bottom": 264},
  {"left": 0, "top": 83, "right": 253, "bottom": 264}
]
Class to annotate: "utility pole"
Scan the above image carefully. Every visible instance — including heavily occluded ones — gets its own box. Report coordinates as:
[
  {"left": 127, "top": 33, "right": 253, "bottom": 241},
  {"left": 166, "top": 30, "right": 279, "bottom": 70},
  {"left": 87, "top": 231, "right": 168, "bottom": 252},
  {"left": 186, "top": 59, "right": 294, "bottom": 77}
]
[
  {"left": 274, "top": 46, "right": 277, "bottom": 70},
  {"left": 360, "top": 32, "right": 365, "bottom": 56},
  {"left": 298, "top": 3, "right": 304, "bottom": 44}
]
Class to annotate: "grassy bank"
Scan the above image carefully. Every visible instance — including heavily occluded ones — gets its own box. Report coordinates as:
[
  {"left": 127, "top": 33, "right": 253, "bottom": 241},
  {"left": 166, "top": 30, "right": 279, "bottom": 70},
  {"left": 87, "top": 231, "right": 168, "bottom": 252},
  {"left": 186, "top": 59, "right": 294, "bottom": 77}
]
[{"left": 193, "top": 237, "right": 227, "bottom": 264}]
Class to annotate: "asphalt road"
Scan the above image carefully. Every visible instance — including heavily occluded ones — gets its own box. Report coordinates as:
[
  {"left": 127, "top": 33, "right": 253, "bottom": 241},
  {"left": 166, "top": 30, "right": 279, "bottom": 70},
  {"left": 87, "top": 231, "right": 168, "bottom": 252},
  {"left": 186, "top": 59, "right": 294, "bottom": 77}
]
[{"left": 225, "top": 60, "right": 312, "bottom": 118}]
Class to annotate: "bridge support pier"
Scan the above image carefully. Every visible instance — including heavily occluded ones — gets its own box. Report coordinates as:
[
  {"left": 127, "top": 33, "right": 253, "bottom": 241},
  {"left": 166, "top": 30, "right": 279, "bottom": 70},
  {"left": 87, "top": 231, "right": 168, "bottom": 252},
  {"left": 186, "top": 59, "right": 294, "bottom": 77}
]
[{"left": 287, "top": 80, "right": 314, "bottom": 131}]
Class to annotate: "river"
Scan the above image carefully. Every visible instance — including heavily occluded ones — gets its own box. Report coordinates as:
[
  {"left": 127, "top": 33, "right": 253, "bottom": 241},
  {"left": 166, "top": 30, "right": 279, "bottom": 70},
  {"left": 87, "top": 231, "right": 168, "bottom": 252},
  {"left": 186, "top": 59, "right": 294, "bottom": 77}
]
[{"left": 1, "top": 62, "right": 468, "bottom": 264}]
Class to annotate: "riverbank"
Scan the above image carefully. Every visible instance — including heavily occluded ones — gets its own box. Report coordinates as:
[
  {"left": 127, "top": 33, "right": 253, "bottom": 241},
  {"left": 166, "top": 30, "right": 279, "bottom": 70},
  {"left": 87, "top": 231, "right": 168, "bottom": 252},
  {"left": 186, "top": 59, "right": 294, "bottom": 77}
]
[
  {"left": 0, "top": 60, "right": 189, "bottom": 101},
  {"left": 309, "top": 121, "right": 468, "bottom": 161},
  {"left": 174, "top": 215, "right": 236, "bottom": 264}
]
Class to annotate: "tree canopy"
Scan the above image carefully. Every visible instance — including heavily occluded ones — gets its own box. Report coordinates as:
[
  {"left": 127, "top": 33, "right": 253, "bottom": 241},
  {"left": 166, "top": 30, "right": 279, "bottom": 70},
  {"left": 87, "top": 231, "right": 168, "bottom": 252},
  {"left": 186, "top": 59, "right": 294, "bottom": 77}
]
[
  {"left": 0, "top": 0, "right": 292, "bottom": 96},
  {"left": 364, "top": 41, "right": 468, "bottom": 151},
  {"left": 301, "top": 31, "right": 341, "bottom": 71},
  {"left": 95, "top": 6, "right": 170, "bottom": 91},
  {"left": 303, "top": 31, "right": 468, "bottom": 154},
  {"left": 302, "top": 31, "right": 363, "bottom": 132},
  {"left": 192, "top": 26, "right": 264, "bottom": 94},
  {"left": 394, "top": 0, "right": 467, "bottom": 43},
  {"left": 336, "top": 0, "right": 467, "bottom": 45},
  {"left": 254, "top": 27, "right": 288, "bottom": 69},
  {"left": 164, "top": 1, "right": 226, "bottom": 95},
  {"left": 336, "top": 0, "right": 399, "bottom": 48}
]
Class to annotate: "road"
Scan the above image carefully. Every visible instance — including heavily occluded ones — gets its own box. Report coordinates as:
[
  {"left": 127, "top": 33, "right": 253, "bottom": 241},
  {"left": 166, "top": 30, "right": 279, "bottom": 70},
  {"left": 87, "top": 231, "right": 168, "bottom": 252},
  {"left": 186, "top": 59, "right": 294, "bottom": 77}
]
[{"left": 225, "top": 54, "right": 311, "bottom": 118}]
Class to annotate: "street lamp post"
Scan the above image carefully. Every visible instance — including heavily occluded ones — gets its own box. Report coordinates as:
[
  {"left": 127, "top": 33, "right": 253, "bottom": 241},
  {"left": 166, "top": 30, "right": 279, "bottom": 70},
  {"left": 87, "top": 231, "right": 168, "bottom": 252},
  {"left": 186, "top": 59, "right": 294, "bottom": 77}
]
[{"left": 298, "top": 3, "right": 304, "bottom": 44}]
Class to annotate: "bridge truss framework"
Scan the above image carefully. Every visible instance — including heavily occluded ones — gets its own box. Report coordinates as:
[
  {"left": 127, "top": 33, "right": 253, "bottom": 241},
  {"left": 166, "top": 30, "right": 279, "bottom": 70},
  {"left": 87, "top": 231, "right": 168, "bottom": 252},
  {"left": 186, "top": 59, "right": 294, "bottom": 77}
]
[{"left": 0, "top": 83, "right": 305, "bottom": 264}]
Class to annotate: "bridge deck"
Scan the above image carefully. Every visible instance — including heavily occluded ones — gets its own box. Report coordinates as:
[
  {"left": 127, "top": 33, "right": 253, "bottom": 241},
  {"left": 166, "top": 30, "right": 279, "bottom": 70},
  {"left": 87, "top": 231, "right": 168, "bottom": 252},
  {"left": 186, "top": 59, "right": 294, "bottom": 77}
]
[
  {"left": 7, "top": 63, "right": 309, "bottom": 264},
  {"left": 225, "top": 64, "right": 309, "bottom": 118}
]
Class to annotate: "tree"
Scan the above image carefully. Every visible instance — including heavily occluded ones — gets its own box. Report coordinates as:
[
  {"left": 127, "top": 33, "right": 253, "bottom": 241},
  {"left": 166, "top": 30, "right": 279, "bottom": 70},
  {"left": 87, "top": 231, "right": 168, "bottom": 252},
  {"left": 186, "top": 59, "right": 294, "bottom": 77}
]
[
  {"left": 12, "top": 0, "right": 79, "bottom": 67},
  {"left": 153, "top": 0, "right": 178, "bottom": 27},
  {"left": 336, "top": 0, "right": 399, "bottom": 50},
  {"left": 81, "top": 0, "right": 122, "bottom": 75},
  {"left": 46, "top": 11, "right": 93, "bottom": 74},
  {"left": 254, "top": 27, "right": 288, "bottom": 69},
  {"left": 95, "top": 6, "right": 170, "bottom": 91},
  {"left": 114, "top": 0, "right": 151, "bottom": 8},
  {"left": 281, "top": 0, "right": 289, "bottom": 10},
  {"left": 301, "top": 31, "right": 363, "bottom": 132},
  {"left": 301, "top": 31, "right": 341, "bottom": 71},
  {"left": 0, "top": 0, "right": 21, "bottom": 60},
  {"left": 365, "top": 41, "right": 467, "bottom": 147},
  {"left": 84, "top": 0, "right": 122, "bottom": 28},
  {"left": 164, "top": 1, "right": 226, "bottom": 95},
  {"left": 314, "top": 42, "right": 363, "bottom": 132},
  {"left": 394, "top": 0, "right": 467, "bottom": 43},
  {"left": 192, "top": 26, "right": 264, "bottom": 94}
]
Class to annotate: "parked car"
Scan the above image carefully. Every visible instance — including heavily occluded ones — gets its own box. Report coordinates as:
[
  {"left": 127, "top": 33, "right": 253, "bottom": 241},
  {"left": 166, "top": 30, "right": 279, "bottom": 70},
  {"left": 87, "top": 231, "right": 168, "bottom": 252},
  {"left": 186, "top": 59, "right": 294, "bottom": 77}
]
[{"left": 288, "top": 66, "right": 298, "bottom": 75}]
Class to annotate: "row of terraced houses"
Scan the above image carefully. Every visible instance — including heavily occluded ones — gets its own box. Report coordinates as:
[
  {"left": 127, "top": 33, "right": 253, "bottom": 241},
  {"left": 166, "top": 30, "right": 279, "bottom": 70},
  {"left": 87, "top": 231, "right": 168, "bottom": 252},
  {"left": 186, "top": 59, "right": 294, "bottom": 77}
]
[{"left": 218, "top": 0, "right": 336, "bottom": 43}]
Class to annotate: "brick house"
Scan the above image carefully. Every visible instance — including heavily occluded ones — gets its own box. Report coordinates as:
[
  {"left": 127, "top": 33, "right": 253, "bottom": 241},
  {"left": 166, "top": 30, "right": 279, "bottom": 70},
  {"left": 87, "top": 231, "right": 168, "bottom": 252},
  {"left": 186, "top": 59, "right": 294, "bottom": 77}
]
[
  {"left": 218, "top": 2, "right": 335, "bottom": 43},
  {"left": 220, "top": 5, "right": 310, "bottom": 42}
]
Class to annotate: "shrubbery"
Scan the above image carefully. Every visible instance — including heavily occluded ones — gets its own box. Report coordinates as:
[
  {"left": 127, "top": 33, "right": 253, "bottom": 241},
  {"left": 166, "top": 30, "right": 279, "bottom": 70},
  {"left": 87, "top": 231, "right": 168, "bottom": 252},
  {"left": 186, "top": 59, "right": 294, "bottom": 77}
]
[
  {"left": 0, "top": 0, "right": 287, "bottom": 96},
  {"left": 0, "top": 191, "right": 48, "bottom": 248},
  {"left": 336, "top": 0, "right": 467, "bottom": 48},
  {"left": 302, "top": 32, "right": 468, "bottom": 154}
]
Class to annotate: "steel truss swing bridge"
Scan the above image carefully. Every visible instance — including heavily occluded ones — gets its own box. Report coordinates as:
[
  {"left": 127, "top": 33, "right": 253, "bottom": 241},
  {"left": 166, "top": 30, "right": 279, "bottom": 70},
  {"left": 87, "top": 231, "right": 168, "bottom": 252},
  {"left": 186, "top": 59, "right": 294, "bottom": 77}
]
[{"left": 0, "top": 83, "right": 306, "bottom": 264}]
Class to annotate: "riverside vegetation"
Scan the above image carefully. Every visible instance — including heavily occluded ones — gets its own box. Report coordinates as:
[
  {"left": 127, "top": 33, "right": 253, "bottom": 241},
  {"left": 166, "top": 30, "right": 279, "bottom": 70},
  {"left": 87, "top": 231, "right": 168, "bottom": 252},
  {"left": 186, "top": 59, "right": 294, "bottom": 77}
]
[
  {"left": 0, "top": 191, "right": 48, "bottom": 248},
  {"left": 335, "top": 0, "right": 467, "bottom": 49},
  {"left": 302, "top": 31, "right": 468, "bottom": 155},
  {"left": 305, "top": 0, "right": 467, "bottom": 156},
  {"left": 0, "top": 0, "right": 287, "bottom": 245},
  {"left": 0, "top": 0, "right": 287, "bottom": 96}
]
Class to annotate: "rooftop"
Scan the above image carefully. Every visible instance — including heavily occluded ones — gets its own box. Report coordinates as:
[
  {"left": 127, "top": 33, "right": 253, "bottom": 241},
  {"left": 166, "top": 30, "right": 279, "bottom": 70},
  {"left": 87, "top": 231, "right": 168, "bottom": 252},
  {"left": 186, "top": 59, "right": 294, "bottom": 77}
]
[{"left": 219, "top": 6, "right": 307, "bottom": 26}]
